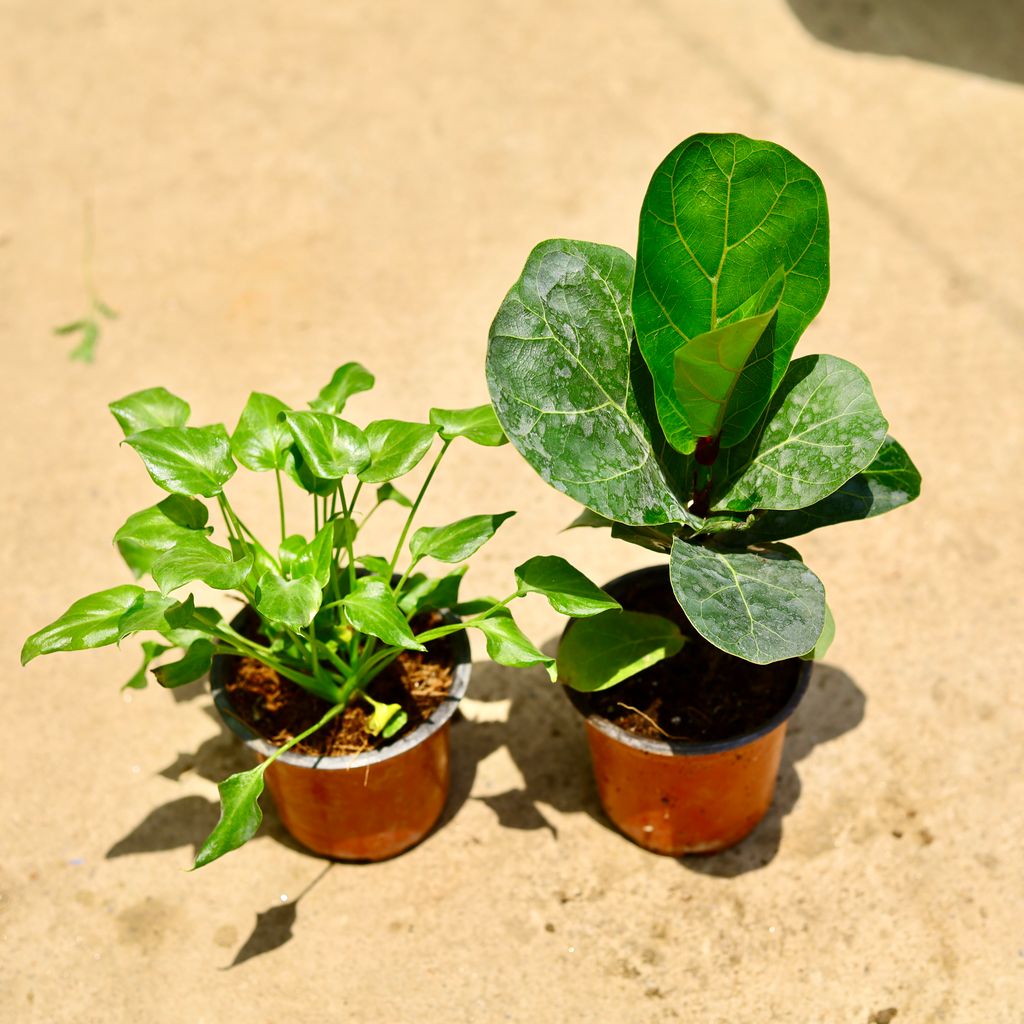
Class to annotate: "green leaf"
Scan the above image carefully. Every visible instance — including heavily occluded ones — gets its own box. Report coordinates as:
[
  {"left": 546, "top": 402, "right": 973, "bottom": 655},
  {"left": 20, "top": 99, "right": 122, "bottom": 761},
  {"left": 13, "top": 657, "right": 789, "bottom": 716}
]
[
  {"left": 633, "top": 133, "right": 829, "bottom": 455},
  {"left": 486, "top": 238, "right": 690, "bottom": 526},
  {"left": 279, "top": 534, "right": 308, "bottom": 576},
  {"left": 109, "top": 387, "right": 191, "bottom": 437},
  {"left": 68, "top": 321, "right": 99, "bottom": 363},
  {"left": 565, "top": 509, "right": 681, "bottom": 554},
  {"left": 230, "top": 392, "right": 293, "bottom": 471},
  {"left": 54, "top": 319, "right": 88, "bottom": 336},
  {"left": 514, "top": 556, "right": 620, "bottom": 617},
  {"left": 151, "top": 534, "right": 253, "bottom": 594},
  {"left": 309, "top": 362, "right": 375, "bottom": 414},
  {"left": 673, "top": 306, "right": 777, "bottom": 441},
  {"left": 364, "top": 697, "right": 407, "bottom": 737},
  {"left": 126, "top": 424, "right": 236, "bottom": 497},
  {"left": 376, "top": 483, "right": 412, "bottom": 508},
  {"left": 193, "top": 765, "right": 266, "bottom": 869},
  {"left": 113, "top": 497, "right": 212, "bottom": 578},
  {"left": 711, "top": 355, "right": 888, "bottom": 513},
  {"left": 122, "top": 640, "right": 172, "bottom": 690},
  {"left": 397, "top": 566, "right": 467, "bottom": 615},
  {"left": 255, "top": 573, "right": 323, "bottom": 629},
  {"left": 358, "top": 419, "right": 437, "bottom": 483},
  {"left": 152, "top": 638, "right": 216, "bottom": 688},
  {"left": 556, "top": 610, "right": 685, "bottom": 692},
  {"left": 342, "top": 578, "right": 425, "bottom": 651},
  {"left": 669, "top": 538, "right": 825, "bottom": 664},
  {"left": 381, "top": 709, "right": 409, "bottom": 739},
  {"left": 21, "top": 585, "right": 144, "bottom": 663},
  {"left": 410, "top": 511, "right": 515, "bottom": 563},
  {"left": 282, "top": 446, "right": 339, "bottom": 496},
  {"left": 357, "top": 555, "right": 393, "bottom": 579},
  {"left": 283, "top": 411, "right": 370, "bottom": 479},
  {"left": 428, "top": 404, "right": 508, "bottom": 446},
  {"left": 294, "top": 523, "right": 335, "bottom": 588},
  {"left": 802, "top": 603, "right": 835, "bottom": 661},
  {"left": 740, "top": 435, "right": 921, "bottom": 542},
  {"left": 469, "top": 613, "right": 556, "bottom": 680},
  {"left": 116, "top": 590, "right": 178, "bottom": 640}
]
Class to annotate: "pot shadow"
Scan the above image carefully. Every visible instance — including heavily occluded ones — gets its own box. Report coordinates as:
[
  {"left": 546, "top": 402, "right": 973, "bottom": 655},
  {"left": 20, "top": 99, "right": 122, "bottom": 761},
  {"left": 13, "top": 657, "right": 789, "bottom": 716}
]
[{"left": 784, "top": 0, "right": 1023, "bottom": 85}]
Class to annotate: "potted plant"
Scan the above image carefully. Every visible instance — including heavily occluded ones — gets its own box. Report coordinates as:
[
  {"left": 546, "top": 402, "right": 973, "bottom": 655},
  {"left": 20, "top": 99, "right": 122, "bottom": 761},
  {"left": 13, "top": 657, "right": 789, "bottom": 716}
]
[
  {"left": 21, "top": 365, "right": 620, "bottom": 866},
  {"left": 485, "top": 132, "right": 921, "bottom": 855}
]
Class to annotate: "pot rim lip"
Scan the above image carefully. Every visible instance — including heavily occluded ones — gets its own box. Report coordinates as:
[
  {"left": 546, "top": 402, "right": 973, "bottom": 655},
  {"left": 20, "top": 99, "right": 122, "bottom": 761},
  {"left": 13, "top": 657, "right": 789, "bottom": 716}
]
[
  {"left": 564, "top": 564, "right": 813, "bottom": 757},
  {"left": 209, "top": 608, "right": 470, "bottom": 771}
]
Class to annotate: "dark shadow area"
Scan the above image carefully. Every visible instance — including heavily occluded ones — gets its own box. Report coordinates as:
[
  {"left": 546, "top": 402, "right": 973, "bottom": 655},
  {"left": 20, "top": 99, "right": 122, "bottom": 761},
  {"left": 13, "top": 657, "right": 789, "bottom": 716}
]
[
  {"left": 106, "top": 794, "right": 220, "bottom": 859},
  {"left": 786, "top": 0, "right": 1023, "bottom": 84},
  {"left": 681, "top": 663, "right": 864, "bottom": 877}
]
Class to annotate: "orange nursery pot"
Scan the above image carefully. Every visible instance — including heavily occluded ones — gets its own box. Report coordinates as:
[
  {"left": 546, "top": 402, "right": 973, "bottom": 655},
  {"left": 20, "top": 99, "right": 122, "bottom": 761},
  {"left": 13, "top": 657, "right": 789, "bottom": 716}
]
[
  {"left": 565, "top": 567, "right": 811, "bottom": 857},
  {"left": 210, "top": 628, "right": 470, "bottom": 862}
]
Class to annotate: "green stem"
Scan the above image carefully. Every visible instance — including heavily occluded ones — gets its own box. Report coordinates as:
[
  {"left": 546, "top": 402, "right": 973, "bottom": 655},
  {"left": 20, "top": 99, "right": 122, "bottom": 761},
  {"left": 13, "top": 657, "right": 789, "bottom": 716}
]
[
  {"left": 260, "top": 699, "right": 348, "bottom": 769},
  {"left": 314, "top": 494, "right": 320, "bottom": 534},
  {"left": 389, "top": 439, "right": 451, "bottom": 572},
  {"left": 274, "top": 467, "right": 286, "bottom": 543}
]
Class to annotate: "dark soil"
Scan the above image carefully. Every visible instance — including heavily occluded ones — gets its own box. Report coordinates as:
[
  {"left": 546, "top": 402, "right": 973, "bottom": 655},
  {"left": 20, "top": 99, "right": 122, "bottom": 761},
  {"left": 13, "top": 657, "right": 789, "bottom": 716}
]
[
  {"left": 570, "top": 569, "right": 801, "bottom": 744},
  {"left": 218, "top": 610, "right": 455, "bottom": 757}
]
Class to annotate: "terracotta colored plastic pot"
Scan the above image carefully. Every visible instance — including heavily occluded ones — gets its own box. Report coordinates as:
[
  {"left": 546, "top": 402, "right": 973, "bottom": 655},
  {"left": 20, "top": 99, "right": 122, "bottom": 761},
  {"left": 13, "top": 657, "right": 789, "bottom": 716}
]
[
  {"left": 565, "top": 566, "right": 810, "bottom": 856},
  {"left": 210, "top": 623, "right": 470, "bottom": 862}
]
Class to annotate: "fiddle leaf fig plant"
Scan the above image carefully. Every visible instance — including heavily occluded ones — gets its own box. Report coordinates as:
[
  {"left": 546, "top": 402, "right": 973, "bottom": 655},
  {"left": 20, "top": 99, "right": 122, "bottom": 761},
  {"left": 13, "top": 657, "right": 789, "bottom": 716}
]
[
  {"left": 487, "top": 132, "right": 920, "bottom": 669},
  {"left": 22, "top": 365, "right": 621, "bottom": 868}
]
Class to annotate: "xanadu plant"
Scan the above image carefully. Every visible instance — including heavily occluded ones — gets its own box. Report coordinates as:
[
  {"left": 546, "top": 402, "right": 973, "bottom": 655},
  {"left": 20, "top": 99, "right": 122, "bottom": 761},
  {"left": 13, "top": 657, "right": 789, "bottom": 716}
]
[{"left": 22, "top": 365, "right": 619, "bottom": 866}]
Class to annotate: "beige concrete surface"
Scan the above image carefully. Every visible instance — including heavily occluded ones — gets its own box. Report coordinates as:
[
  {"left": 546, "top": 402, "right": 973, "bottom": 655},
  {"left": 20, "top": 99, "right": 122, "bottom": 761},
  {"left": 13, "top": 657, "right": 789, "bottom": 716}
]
[{"left": 2, "top": 1, "right": 1022, "bottom": 1021}]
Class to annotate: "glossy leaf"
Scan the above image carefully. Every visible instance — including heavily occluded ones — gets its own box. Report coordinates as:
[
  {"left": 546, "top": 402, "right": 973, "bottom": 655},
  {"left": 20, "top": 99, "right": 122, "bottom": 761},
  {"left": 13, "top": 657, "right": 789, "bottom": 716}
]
[
  {"left": 113, "top": 497, "right": 212, "bottom": 577},
  {"left": 428, "top": 404, "right": 508, "bottom": 446},
  {"left": 22, "top": 585, "right": 144, "bottom": 663},
  {"left": 358, "top": 419, "right": 436, "bottom": 483},
  {"left": 397, "top": 566, "right": 468, "bottom": 615},
  {"left": 109, "top": 387, "right": 190, "bottom": 437},
  {"left": 152, "top": 638, "right": 216, "bottom": 688},
  {"left": 469, "top": 613, "right": 555, "bottom": 680},
  {"left": 556, "top": 610, "right": 685, "bottom": 692},
  {"left": 279, "top": 534, "right": 308, "bottom": 577},
  {"left": 309, "top": 362, "right": 375, "bottom": 414},
  {"left": 126, "top": 424, "right": 236, "bottom": 497},
  {"left": 255, "top": 573, "right": 323, "bottom": 629},
  {"left": 193, "top": 765, "right": 266, "bottom": 869},
  {"left": 294, "top": 523, "right": 335, "bottom": 588},
  {"left": 283, "top": 412, "right": 370, "bottom": 480},
  {"left": 357, "top": 555, "right": 393, "bottom": 579},
  {"left": 116, "top": 591, "right": 178, "bottom": 640},
  {"left": 282, "top": 446, "right": 338, "bottom": 496},
  {"left": 669, "top": 538, "right": 825, "bottom": 663},
  {"left": 365, "top": 698, "right": 407, "bottom": 737},
  {"left": 376, "top": 483, "right": 412, "bottom": 508},
  {"left": 514, "top": 556, "right": 620, "bottom": 617},
  {"left": 411, "top": 511, "right": 515, "bottom": 564},
  {"left": 343, "top": 578, "right": 425, "bottom": 651},
  {"left": 151, "top": 534, "right": 253, "bottom": 594},
  {"left": 633, "top": 133, "right": 829, "bottom": 454},
  {"left": 122, "top": 640, "right": 172, "bottom": 690},
  {"left": 230, "top": 392, "right": 293, "bottom": 471},
  {"left": 711, "top": 355, "right": 888, "bottom": 513},
  {"left": 486, "top": 238, "right": 689, "bottom": 525}
]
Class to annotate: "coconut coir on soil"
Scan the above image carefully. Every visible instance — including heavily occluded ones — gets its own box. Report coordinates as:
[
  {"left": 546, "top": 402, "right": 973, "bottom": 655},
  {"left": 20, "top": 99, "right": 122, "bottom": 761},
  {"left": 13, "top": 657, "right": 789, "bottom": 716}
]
[
  {"left": 221, "top": 611, "right": 454, "bottom": 757},
  {"left": 573, "top": 571, "right": 801, "bottom": 743}
]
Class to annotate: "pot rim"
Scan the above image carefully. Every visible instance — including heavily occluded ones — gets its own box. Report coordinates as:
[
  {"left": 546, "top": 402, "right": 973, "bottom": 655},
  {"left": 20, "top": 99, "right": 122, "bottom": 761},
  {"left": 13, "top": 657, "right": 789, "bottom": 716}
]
[
  {"left": 210, "top": 609, "right": 471, "bottom": 771},
  {"left": 564, "top": 564, "right": 812, "bottom": 757}
]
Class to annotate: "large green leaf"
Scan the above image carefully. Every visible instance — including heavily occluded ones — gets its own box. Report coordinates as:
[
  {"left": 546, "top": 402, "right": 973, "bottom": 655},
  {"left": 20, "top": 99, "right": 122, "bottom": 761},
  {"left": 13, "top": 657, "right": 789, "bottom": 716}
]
[
  {"left": 469, "top": 612, "right": 555, "bottom": 680},
  {"left": 633, "top": 133, "right": 829, "bottom": 454},
  {"left": 428, "top": 404, "right": 508, "bottom": 446},
  {"left": 283, "top": 411, "right": 370, "bottom": 479},
  {"left": 255, "top": 573, "right": 323, "bottom": 629},
  {"left": 740, "top": 435, "right": 921, "bottom": 542},
  {"left": 486, "top": 239, "right": 689, "bottom": 526},
  {"left": 230, "top": 392, "right": 293, "bottom": 471},
  {"left": 193, "top": 765, "right": 266, "bottom": 869},
  {"left": 342, "top": 578, "right": 425, "bottom": 651},
  {"left": 514, "top": 556, "right": 620, "bottom": 617},
  {"left": 109, "top": 387, "right": 190, "bottom": 437},
  {"left": 556, "top": 610, "right": 685, "bottom": 692},
  {"left": 126, "top": 424, "right": 236, "bottom": 497},
  {"left": 113, "top": 496, "right": 212, "bottom": 577},
  {"left": 410, "top": 511, "right": 515, "bottom": 563},
  {"left": 115, "top": 590, "right": 179, "bottom": 640},
  {"left": 151, "top": 534, "right": 253, "bottom": 594},
  {"left": 669, "top": 538, "right": 824, "bottom": 663},
  {"left": 309, "top": 362, "right": 375, "bottom": 414},
  {"left": 21, "top": 585, "right": 144, "bottom": 663},
  {"left": 358, "top": 419, "right": 436, "bottom": 483},
  {"left": 711, "top": 354, "right": 888, "bottom": 513}
]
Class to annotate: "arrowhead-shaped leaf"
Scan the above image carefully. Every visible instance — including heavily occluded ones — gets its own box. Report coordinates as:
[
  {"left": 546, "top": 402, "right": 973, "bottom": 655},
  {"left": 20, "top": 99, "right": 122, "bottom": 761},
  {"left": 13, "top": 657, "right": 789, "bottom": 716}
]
[
  {"left": 22, "top": 585, "right": 144, "bottom": 663},
  {"left": 358, "top": 419, "right": 436, "bottom": 483},
  {"left": 126, "top": 424, "right": 236, "bottom": 497},
  {"left": 151, "top": 534, "right": 253, "bottom": 594},
  {"left": 294, "top": 523, "right": 335, "bottom": 588},
  {"left": 193, "top": 765, "right": 266, "bottom": 869},
  {"left": 428, "top": 404, "right": 508, "bottom": 446},
  {"left": 230, "top": 392, "right": 293, "bottom": 471},
  {"left": 309, "top": 362, "right": 375, "bottom": 414},
  {"left": 486, "top": 238, "right": 689, "bottom": 526},
  {"left": 669, "top": 538, "right": 825, "bottom": 663},
  {"left": 633, "top": 133, "right": 829, "bottom": 455},
  {"left": 556, "top": 610, "right": 685, "bottom": 692},
  {"left": 470, "top": 612, "right": 555, "bottom": 680},
  {"left": 255, "top": 573, "right": 323, "bottom": 629},
  {"left": 113, "top": 496, "right": 212, "bottom": 578},
  {"left": 410, "top": 511, "right": 515, "bottom": 563},
  {"left": 376, "top": 483, "right": 412, "bottom": 508},
  {"left": 283, "top": 411, "right": 370, "bottom": 479},
  {"left": 514, "top": 556, "right": 620, "bottom": 617},
  {"left": 397, "top": 566, "right": 468, "bottom": 615},
  {"left": 342, "top": 578, "right": 425, "bottom": 651},
  {"left": 711, "top": 354, "right": 888, "bottom": 513},
  {"left": 152, "top": 637, "right": 216, "bottom": 688},
  {"left": 109, "top": 387, "right": 190, "bottom": 437}
]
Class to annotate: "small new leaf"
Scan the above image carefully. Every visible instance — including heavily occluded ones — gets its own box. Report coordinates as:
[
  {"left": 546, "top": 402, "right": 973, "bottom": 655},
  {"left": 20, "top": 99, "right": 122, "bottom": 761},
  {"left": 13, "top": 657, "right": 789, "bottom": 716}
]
[
  {"left": 255, "top": 573, "right": 323, "bottom": 630},
  {"left": 428, "top": 404, "right": 508, "bottom": 446},
  {"left": 514, "top": 556, "right": 620, "bottom": 617},
  {"left": 410, "top": 511, "right": 515, "bottom": 563},
  {"left": 309, "top": 363, "right": 375, "bottom": 414}
]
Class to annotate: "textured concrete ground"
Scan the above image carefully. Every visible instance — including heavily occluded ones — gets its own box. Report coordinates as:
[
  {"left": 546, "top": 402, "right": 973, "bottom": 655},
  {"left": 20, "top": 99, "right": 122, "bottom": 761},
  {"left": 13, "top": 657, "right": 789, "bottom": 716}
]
[{"left": 2, "top": 1, "right": 1022, "bottom": 1021}]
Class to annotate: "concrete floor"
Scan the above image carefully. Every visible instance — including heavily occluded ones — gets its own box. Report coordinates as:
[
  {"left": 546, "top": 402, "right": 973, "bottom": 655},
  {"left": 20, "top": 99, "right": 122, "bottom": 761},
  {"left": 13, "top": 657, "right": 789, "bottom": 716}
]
[{"left": 2, "top": 1, "right": 1022, "bottom": 1021}]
